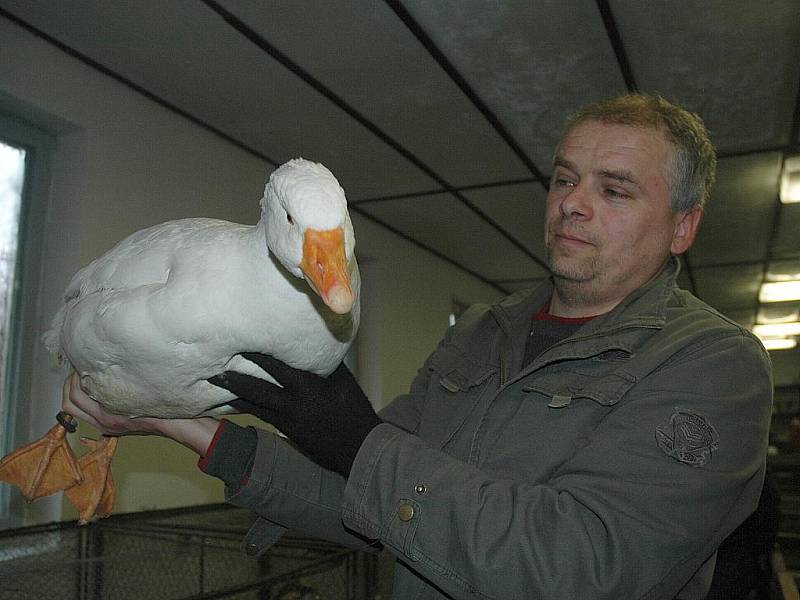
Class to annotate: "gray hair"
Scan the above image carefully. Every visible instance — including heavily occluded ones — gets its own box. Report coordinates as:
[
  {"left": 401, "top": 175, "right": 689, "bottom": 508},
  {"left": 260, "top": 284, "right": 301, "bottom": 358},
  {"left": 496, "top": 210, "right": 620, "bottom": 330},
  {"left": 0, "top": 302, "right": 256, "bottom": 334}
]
[{"left": 561, "top": 94, "right": 717, "bottom": 213}]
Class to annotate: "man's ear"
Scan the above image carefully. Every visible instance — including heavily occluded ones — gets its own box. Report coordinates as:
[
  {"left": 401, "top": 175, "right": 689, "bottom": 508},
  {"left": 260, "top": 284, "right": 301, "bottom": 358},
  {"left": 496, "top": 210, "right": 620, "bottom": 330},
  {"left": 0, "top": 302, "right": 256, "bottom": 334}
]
[{"left": 671, "top": 206, "right": 703, "bottom": 255}]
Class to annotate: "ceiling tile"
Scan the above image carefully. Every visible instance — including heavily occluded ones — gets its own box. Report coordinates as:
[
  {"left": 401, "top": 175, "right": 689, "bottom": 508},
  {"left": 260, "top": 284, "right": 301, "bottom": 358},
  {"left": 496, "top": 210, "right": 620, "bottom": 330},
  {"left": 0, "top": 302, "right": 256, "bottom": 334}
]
[
  {"left": 0, "top": 0, "right": 439, "bottom": 198},
  {"left": 466, "top": 181, "right": 548, "bottom": 260},
  {"left": 690, "top": 153, "right": 781, "bottom": 266},
  {"left": 217, "top": 0, "right": 534, "bottom": 188},
  {"left": 360, "top": 193, "right": 549, "bottom": 282},
  {"left": 611, "top": 0, "right": 800, "bottom": 153},
  {"left": 3, "top": 0, "right": 798, "bottom": 379},
  {"left": 402, "top": 0, "right": 627, "bottom": 172}
]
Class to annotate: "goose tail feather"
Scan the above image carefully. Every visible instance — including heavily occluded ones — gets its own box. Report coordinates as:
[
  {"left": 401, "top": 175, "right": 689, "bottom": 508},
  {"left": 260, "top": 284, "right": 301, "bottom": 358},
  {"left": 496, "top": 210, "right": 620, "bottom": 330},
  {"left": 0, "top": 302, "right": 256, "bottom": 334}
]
[{"left": 42, "top": 304, "right": 67, "bottom": 355}]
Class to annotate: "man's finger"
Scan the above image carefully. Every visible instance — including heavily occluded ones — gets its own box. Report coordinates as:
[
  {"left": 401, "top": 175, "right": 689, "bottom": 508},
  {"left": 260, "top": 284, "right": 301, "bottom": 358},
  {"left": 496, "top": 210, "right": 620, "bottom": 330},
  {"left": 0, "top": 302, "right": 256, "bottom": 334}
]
[
  {"left": 240, "top": 352, "right": 313, "bottom": 387},
  {"left": 228, "top": 398, "right": 281, "bottom": 424},
  {"left": 208, "top": 371, "right": 290, "bottom": 405}
]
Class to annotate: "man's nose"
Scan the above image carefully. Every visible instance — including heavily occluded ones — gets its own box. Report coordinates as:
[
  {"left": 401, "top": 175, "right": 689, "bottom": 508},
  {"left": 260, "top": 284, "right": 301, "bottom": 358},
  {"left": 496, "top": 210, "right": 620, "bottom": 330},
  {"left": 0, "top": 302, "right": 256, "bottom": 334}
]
[{"left": 560, "top": 182, "right": 593, "bottom": 220}]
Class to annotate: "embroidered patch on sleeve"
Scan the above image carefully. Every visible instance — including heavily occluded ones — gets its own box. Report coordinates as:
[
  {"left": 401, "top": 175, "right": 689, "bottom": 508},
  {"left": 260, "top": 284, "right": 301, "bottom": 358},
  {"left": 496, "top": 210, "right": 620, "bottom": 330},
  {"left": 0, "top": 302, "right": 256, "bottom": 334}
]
[{"left": 655, "top": 408, "right": 719, "bottom": 468}]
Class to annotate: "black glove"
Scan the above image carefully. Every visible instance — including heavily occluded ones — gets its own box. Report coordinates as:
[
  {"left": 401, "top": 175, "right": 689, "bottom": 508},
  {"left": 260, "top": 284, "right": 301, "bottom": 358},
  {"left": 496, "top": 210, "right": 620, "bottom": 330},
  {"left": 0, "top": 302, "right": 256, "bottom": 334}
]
[{"left": 208, "top": 353, "right": 381, "bottom": 477}]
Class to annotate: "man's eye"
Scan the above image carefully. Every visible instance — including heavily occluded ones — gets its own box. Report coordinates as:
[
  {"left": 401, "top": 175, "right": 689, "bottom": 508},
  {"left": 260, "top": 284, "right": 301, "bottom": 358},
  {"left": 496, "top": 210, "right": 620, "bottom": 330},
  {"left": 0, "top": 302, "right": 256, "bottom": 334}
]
[
  {"left": 555, "top": 178, "right": 575, "bottom": 188},
  {"left": 604, "top": 188, "right": 629, "bottom": 200}
]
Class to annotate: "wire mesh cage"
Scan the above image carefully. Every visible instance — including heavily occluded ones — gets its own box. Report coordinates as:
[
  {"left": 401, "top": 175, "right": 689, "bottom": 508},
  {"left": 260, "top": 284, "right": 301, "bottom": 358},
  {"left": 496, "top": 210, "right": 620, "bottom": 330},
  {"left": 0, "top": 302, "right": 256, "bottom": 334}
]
[{"left": 0, "top": 504, "right": 393, "bottom": 600}]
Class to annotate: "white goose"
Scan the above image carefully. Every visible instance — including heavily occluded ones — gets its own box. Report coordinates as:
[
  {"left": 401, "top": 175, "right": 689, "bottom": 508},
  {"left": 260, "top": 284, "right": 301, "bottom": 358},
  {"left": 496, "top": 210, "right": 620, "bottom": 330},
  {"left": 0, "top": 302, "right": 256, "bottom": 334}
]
[{"left": 0, "top": 158, "right": 360, "bottom": 520}]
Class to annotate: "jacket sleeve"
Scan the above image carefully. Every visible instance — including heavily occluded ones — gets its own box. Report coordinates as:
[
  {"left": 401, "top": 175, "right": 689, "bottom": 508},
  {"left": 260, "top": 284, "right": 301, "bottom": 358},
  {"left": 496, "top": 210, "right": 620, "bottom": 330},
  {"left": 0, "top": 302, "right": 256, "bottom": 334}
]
[
  {"left": 223, "top": 337, "right": 446, "bottom": 553},
  {"left": 222, "top": 428, "right": 378, "bottom": 550},
  {"left": 340, "top": 331, "right": 773, "bottom": 599}
]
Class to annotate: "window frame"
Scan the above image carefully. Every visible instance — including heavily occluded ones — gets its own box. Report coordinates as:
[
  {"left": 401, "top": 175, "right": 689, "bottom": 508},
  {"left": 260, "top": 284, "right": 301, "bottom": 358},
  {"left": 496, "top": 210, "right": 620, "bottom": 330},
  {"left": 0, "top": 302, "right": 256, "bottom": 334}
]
[{"left": 0, "top": 112, "right": 54, "bottom": 527}]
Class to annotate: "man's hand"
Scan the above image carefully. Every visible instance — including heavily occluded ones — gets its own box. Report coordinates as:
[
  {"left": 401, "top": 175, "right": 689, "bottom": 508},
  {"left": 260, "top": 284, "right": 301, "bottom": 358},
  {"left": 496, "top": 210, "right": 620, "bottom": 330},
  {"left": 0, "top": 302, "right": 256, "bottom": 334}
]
[
  {"left": 62, "top": 372, "right": 219, "bottom": 456},
  {"left": 208, "top": 353, "right": 381, "bottom": 477}
]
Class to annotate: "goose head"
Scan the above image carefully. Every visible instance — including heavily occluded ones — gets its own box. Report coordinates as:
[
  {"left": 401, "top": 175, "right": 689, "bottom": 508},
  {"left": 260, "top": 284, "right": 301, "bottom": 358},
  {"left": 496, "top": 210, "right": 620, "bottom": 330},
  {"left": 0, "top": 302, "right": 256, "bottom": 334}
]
[{"left": 261, "top": 158, "right": 356, "bottom": 314}]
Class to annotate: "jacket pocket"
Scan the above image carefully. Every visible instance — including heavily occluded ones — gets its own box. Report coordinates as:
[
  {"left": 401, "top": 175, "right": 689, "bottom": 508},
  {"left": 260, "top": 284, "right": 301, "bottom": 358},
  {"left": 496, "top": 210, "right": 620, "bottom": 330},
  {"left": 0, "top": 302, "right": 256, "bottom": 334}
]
[
  {"left": 523, "top": 358, "right": 637, "bottom": 407},
  {"left": 428, "top": 344, "right": 496, "bottom": 392},
  {"left": 418, "top": 344, "right": 498, "bottom": 450}
]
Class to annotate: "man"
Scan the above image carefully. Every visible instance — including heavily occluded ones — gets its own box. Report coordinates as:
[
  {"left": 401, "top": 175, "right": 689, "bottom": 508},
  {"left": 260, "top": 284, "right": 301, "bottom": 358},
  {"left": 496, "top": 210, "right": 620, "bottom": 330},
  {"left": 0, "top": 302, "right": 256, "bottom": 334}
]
[{"left": 64, "top": 94, "right": 773, "bottom": 599}]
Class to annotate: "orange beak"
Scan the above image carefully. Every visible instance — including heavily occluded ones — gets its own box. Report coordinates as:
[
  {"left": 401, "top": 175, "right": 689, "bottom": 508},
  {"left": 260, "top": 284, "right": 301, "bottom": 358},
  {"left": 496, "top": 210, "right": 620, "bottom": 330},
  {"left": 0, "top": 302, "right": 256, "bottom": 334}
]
[{"left": 300, "top": 227, "right": 354, "bottom": 314}]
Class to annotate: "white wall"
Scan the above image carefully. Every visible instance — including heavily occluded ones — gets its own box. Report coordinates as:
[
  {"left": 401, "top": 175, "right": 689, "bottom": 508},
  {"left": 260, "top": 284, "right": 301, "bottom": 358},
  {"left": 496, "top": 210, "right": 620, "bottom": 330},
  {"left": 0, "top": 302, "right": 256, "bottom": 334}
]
[{"left": 0, "top": 16, "right": 502, "bottom": 525}]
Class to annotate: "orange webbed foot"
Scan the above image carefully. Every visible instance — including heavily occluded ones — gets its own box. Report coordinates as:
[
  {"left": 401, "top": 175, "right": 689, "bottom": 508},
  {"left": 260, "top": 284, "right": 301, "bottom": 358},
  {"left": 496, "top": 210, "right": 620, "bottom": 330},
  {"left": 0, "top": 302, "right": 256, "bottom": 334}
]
[
  {"left": 65, "top": 436, "right": 118, "bottom": 524},
  {"left": 0, "top": 417, "right": 83, "bottom": 501}
]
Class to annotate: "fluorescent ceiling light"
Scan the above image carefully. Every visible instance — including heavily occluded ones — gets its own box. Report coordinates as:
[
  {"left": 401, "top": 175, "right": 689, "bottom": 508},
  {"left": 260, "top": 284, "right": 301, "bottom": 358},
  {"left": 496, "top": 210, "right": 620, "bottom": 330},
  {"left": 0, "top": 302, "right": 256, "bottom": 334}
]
[
  {"left": 753, "top": 322, "right": 800, "bottom": 337},
  {"left": 766, "top": 260, "right": 800, "bottom": 282},
  {"left": 782, "top": 172, "right": 800, "bottom": 204},
  {"left": 757, "top": 306, "right": 800, "bottom": 324},
  {"left": 783, "top": 156, "right": 800, "bottom": 204},
  {"left": 761, "top": 337, "right": 798, "bottom": 351},
  {"left": 759, "top": 281, "right": 800, "bottom": 303}
]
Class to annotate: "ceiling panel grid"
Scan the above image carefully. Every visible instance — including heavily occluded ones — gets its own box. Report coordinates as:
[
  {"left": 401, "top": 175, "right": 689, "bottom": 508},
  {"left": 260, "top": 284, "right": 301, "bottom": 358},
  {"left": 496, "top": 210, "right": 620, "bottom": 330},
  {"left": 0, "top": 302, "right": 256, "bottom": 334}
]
[
  {"left": 217, "top": 0, "right": 535, "bottom": 188},
  {"left": 1, "top": 0, "right": 799, "bottom": 377}
]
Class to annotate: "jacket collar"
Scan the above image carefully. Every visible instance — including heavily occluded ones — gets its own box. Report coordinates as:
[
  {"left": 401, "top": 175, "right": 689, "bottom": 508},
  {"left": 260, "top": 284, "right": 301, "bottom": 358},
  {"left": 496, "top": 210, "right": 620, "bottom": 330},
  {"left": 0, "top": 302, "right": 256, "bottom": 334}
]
[
  {"left": 581, "top": 255, "right": 680, "bottom": 335},
  {"left": 490, "top": 256, "right": 681, "bottom": 377}
]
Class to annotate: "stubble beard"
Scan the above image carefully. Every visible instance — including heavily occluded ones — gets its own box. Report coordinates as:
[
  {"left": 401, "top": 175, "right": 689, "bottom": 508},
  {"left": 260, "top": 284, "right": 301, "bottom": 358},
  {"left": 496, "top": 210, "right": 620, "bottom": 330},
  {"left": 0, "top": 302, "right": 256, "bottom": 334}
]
[
  {"left": 546, "top": 227, "right": 606, "bottom": 307},
  {"left": 549, "top": 254, "right": 606, "bottom": 307},
  {"left": 547, "top": 249, "right": 599, "bottom": 282}
]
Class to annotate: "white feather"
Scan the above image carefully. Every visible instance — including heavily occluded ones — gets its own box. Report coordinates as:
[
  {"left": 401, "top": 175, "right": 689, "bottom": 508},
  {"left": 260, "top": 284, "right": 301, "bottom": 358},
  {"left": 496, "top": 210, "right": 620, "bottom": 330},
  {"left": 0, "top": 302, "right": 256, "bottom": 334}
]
[{"left": 45, "top": 158, "right": 360, "bottom": 418}]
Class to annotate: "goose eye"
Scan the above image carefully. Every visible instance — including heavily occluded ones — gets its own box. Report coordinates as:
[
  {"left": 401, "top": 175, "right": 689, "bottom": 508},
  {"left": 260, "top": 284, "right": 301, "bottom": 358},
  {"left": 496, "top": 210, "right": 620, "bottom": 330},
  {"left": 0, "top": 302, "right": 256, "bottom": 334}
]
[{"left": 286, "top": 212, "right": 294, "bottom": 225}]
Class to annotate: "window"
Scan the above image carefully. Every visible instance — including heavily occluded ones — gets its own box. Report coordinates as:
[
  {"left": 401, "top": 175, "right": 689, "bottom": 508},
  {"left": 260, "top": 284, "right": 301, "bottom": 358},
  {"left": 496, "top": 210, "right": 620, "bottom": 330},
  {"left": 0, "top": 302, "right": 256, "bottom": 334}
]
[
  {"left": 0, "top": 113, "right": 54, "bottom": 526},
  {"left": 0, "top": 140, "right": 26, "bottom": 466}
]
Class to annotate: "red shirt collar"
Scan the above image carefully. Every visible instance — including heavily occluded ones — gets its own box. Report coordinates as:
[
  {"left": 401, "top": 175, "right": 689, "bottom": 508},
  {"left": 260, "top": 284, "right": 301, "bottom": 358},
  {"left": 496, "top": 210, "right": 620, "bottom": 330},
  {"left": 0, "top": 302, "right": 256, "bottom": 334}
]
[{"left": 533, "top": 302, "right": 599, "bottom": 324}]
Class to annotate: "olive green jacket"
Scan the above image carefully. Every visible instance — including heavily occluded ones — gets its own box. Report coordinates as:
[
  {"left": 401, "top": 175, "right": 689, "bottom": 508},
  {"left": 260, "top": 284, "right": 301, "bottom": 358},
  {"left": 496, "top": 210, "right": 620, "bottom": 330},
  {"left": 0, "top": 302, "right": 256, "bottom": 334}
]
[{"left": 228, "top": 258, "right": 773, "bottom": 599}]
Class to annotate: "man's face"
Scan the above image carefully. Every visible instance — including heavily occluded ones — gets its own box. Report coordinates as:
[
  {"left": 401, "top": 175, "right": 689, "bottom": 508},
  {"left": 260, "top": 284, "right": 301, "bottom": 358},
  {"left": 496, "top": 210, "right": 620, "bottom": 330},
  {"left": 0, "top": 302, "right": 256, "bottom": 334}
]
[{"left": 545, "top": 121, "right": 699, "bottom": 308}]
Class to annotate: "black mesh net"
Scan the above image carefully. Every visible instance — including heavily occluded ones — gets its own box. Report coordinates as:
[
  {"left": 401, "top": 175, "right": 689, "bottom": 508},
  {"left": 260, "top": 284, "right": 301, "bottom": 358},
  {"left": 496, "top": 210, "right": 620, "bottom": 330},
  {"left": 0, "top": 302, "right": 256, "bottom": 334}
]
[{"left": 0, "top": 505, "right": 394, "bottom": 600}]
